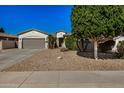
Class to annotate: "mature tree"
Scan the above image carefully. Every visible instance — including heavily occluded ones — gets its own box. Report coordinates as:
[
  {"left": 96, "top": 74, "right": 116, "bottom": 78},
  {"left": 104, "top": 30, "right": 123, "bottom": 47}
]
[
  {"left": 71, "top": 5, "right": 124, "bottom": 60},
  {"left": 0, "top": 27, "right": 5, "bottom": 33}
]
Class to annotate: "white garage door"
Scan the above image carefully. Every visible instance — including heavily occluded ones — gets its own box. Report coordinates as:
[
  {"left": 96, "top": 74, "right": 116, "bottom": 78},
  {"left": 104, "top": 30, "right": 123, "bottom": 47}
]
[{"left": 22, "top": 38, "right": 45, "bottom": 49}]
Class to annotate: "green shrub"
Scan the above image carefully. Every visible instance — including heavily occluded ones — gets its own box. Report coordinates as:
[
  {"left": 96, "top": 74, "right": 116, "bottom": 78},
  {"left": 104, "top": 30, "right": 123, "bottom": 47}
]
[
  {"left": 65, "top": 36, "right": 77, "bottom": 50},
  {"left": 116, "top": 41, "right": 124, "bottom": 58}
]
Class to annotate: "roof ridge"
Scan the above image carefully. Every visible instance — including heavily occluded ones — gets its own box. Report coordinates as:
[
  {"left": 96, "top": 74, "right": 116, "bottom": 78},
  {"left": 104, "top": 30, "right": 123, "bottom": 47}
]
[{"left": 17, "top": 28, "right": 49, "bottom": 35}]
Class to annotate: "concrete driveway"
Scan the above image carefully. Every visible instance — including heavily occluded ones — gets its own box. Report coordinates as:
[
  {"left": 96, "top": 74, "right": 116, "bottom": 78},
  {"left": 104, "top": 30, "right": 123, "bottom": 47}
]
[{"left": 0, "top": 49, "right": 40, "bottom": 71}]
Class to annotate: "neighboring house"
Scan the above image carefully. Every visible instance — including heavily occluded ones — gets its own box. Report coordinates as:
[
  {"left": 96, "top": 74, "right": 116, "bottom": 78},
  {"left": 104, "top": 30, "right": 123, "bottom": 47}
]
[
  {"left": 48, "top": 31, "right": 68, "bottom": 48},
  {"left": 56, "top": 31, "right": 66, "bottom": 47},
  {"left": 18, "top": 29, "right": 48, "bottom": 49},
  {"left": 0, "top": 33, "right": 18, "bottom": 50}
]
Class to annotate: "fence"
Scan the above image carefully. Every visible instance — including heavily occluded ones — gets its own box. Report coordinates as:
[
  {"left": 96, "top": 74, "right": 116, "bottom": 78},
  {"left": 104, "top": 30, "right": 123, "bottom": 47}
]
[{"left": 0, "top": 40, "right": 17, "bottom": 50}]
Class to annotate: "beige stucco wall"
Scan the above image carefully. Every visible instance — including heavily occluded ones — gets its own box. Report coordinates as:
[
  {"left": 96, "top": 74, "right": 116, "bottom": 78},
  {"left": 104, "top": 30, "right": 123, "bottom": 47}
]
[
  {"left": 0, "top": 41, "right": 2, "bottom": 50},
  {"left": 1, "top": 40, "right": 16, "bottom": 49}
]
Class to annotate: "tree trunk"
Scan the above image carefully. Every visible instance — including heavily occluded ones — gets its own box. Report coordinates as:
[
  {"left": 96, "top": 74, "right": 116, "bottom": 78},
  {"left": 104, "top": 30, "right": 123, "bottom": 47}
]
[
  {"left": 81, "top": 38, "right": 85, "bottom": 51},
  {"left": 76, "top": 39, "right": 81, "bottom": 52},
  {"left": 83, "top": 39, "right": 89, "bottom": 52},
  {"left": 94, "top": 40, "right": 98, "bottom": 60}
]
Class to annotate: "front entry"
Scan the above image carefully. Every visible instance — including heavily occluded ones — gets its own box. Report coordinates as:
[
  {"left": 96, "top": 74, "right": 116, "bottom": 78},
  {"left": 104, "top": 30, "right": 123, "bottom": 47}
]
[{"left": 58, "top": 38, "right": 64, "bottom": 47}]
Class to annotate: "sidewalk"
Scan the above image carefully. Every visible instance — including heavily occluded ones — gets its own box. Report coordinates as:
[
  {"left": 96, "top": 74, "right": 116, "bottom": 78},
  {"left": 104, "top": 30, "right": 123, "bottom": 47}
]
[{"left": 0, "top": 71, "right": 124, "bottom": 88}]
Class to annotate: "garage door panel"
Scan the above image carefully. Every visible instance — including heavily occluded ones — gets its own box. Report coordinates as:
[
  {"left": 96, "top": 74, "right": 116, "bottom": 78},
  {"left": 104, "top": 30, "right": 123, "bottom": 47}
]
[{"left": 23, "top": 38, "right": 45, "bottom": 49}]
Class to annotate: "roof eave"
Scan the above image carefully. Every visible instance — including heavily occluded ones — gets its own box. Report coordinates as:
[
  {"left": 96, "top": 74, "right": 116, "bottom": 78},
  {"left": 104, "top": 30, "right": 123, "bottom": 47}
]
[{"left": 17, "top": 28, "right": 49, "bottom": 36}]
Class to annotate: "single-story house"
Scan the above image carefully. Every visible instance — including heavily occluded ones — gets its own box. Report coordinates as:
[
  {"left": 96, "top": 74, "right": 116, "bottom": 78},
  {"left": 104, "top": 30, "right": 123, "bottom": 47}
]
[
  {"left": 18, "top": 29, "right": 49, "bottom": 49},
  {"left": 0, "top": 33, "right": 18, "bottom": 50}
]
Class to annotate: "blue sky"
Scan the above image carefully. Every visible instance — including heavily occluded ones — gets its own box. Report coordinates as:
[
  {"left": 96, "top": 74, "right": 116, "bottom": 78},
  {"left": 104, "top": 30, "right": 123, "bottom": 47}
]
[{"left": 0, "top": 5, "right": 72, "bottom": 35}]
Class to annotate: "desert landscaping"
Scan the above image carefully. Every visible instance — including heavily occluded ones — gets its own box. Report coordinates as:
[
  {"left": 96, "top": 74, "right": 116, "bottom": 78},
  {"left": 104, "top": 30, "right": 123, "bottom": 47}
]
[
  {"left": 3, "top": 49, "right": 124, "bottom": 71},
  {"left": 1, "top": 5, "right": 124, "bottom": 88}
]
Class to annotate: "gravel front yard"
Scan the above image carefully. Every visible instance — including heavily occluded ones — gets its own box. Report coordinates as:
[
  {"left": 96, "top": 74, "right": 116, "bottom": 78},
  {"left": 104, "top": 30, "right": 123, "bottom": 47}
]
[{"left": 3, "top": 49, "right": 124, "bottom": 71}]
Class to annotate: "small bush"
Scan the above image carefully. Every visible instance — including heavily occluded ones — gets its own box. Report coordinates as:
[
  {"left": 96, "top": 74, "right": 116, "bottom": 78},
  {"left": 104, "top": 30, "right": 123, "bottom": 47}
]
[
  {"left": 65, "top": 35, "right": 77, "bottom": 50},
  {"left": 116, "top": 41, "right": 124, "bottom": 58}
]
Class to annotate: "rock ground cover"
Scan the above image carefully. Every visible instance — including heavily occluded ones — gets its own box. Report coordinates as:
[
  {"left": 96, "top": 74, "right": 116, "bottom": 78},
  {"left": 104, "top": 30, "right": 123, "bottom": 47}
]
[{"left": 3, "top": 49, "right": 124, "bottom": 71}]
